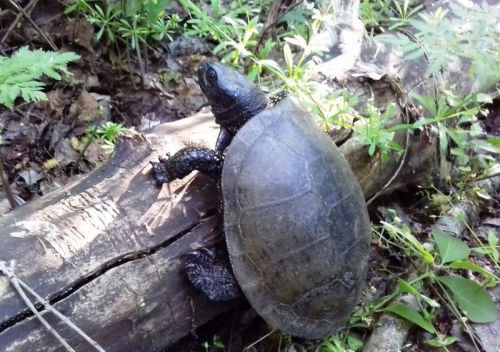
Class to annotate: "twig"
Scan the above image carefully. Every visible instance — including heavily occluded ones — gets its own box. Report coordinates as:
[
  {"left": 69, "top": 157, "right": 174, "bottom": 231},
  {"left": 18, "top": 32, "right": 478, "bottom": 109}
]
[
  {"left": 0, "top": 155, "right": 17, "bottom": 209},
  {"left": 251, "top": 0, "right": 304, "bottom": 59},
  {"left": 0, "top": 261, "right": 76, "bottom": 352},
  {"left": 134, "top": 34, "right": 146, "bottom": 86},
  {"left": 470, "top": 171, "right": 500, "bottom": 183},
  {"left": 5, "top": 0, "right": 58, "bottom": 51},
  {"left": 0, "top": 0, "right": 38, "bottom": 44},
  {"left": 243, "top": 329, "right": 275, "bottom": 351},
  {"left": 0, "top": 262, "right": 106, "bottom": 352},
  {"left": 12, "top": 266, "right": 106, "bottom": 351}
]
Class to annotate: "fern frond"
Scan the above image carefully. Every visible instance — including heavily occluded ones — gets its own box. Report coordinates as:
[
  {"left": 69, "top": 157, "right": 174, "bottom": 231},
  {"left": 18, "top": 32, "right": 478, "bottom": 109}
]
[{"left": 0, "top": 47, "right": 80, "bottom": 109}]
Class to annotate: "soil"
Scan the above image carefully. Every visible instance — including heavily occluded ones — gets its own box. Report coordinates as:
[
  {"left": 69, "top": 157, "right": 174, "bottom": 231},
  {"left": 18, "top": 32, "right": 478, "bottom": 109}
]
[{"left": 0, "top": 0, "right": 211, "bottom": 213}]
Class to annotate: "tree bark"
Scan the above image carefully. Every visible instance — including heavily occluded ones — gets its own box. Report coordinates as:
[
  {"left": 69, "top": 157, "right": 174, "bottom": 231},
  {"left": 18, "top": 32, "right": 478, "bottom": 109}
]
[{"left": 0, "top": 0, "right": 496, "bottom": 351}]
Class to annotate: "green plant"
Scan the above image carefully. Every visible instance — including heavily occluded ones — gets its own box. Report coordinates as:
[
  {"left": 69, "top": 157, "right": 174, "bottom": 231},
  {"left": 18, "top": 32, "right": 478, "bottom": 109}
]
[
  {"left": 181, "top": 0, "right": 262, "bottom": 68},
  {"left": 277, "top": 332, "right": 293, "bottom": 351},
  {"left": 158, "top": 68, "right": 182, "bottom": 84},
  {"left": 312, "top": 90, "right": 359, "bottom": 131},
  {"left": 179, "top": 0, "right": 332, "bottom": 84},
  {"left": 359, "top": 0, "right": 422, "bottom": 33},
  {"left": 384, "top": 91, "right": 499, "bottom": 178},
  {"left": 0, "top": 47, "right": 79, "bottom": 109},
  {"left": 359, "top": 0, "right": 391, "bottom": 29},
  {"left": 379, "top": 2, "right": 500, "bottom": 85},
  {"left": 202, "top": 335, "right": 225, "bottom": 351},
  {"left": 43, "top": 159, "right": 60, "bottom": 171},
  {"left": 82, "top": 122, "right": 126, "bottom": 156},
  {"left": 363, "top": 2, "right": 500, "bottom": 177},
  {"left": 183, "top": 0, "right": 261, "bottom": 39},
  {"left": 472, "top": 231, "right": 499, "bottom": 263},
  {"left": 86, "top": 3, "right": 122, "bottom": 42},
  {"left": 96, "top": 122, "right": 127, "bottom": 143},
  {"left": 387, "top": 0, "right": 423, "bottom": 30},
  {"left": 277, "top": 4, "right": 313, "bottom": 40},
  {"left": 70, "top": 137, "right": 82, "bottom": 151},
  {"left": 372, "top": 216, "right": 499, "bottom": 350},
  {"left": 355, "top": 100, "right": 403, "bottom": 162},
  {"left": 318, "top": 333, "right": 364, "bottom": 352},
  {"left": 64, "top": 0, "right": 180, "bottom": 49}
]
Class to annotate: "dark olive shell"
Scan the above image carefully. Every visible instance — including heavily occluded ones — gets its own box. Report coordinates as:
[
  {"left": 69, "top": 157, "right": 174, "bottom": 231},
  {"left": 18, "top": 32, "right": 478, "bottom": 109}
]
[{"left": 222, "top": 96, "right": 371, "bottom": 339}]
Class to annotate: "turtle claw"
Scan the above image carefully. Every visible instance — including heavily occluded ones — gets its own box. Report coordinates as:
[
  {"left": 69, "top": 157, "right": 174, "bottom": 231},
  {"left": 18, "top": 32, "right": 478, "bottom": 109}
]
[
  {"left": 183, "top": 247, "right": 240, "bottom": 301},
  {"left": 184, "top": 247, "right": 215, "bottom": 262},
  {"left": 151, "top": 154, "right": 173, "bottom": 187}
]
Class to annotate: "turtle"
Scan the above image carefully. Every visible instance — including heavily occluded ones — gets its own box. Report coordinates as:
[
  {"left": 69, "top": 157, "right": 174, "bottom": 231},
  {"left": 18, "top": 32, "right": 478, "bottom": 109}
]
[{"left": 152, "top": 60, "right": 371, "bottom": 339}]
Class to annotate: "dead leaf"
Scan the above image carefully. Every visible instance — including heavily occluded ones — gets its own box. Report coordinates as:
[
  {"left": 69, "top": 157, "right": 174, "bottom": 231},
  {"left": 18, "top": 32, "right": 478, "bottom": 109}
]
[
  {"left": 18, "top": 169, "right": 45, "bottom": 186},
  {"left": 70, "top": 90, "right": 99, "bottom": 121},
  {"left": 46, "top": 89, "right": 66, "bottom": 115},
  {"left": 54, "top": 138, "right": 80, "bottom": 166},
  {"left": 84, "top": 139, "right": 107, "bottom": 164}
]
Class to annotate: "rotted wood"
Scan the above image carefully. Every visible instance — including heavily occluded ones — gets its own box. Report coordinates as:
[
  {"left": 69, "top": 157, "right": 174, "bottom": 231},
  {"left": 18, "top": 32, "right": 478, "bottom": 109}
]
[
  {"left": 0, "top": 113, "right": 227, "bottom": 351},
  {"left": 0, "top": 0, "right": 498, "bottom": 351}
]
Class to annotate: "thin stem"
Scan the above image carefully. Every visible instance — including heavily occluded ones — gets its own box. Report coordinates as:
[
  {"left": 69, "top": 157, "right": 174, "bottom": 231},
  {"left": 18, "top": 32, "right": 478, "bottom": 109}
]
[
  {"left": 0, "top": 155, "right": 17, "bottom": 209},
  {"left": 5, "top": 0, "right": 58, "bottom": 51},
  {"left": 0, "top": 261, "right": 76, "bottom": 352},
  {"left": 15, "top": 269, "right": 106, "bottom": 352}
]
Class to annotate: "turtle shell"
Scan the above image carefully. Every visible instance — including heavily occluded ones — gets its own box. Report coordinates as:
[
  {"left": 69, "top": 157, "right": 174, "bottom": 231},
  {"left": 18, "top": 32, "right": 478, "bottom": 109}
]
[{"left": 222, "top": 96, "right": 371, "bottom": 339}]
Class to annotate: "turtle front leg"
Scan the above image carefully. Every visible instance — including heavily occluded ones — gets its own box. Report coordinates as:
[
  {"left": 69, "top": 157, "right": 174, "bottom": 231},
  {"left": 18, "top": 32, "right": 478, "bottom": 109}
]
[
  {"left": 151, "top": 147, "right": 223, "bottom": 187},
  {"left": 184, "top": 248, "right": 241, "bottom": 301}
]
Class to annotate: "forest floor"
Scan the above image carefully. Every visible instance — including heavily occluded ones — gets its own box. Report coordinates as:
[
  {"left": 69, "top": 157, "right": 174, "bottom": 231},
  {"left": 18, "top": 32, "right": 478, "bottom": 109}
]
[{"left": 1, "top": 1, "right": 500, "bottom": 352}]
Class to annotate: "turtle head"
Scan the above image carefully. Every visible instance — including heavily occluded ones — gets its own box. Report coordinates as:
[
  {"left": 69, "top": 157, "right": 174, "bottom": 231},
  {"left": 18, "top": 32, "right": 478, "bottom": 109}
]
[{"left": 198, "top": 61, "right": 269, "bottom": 132}]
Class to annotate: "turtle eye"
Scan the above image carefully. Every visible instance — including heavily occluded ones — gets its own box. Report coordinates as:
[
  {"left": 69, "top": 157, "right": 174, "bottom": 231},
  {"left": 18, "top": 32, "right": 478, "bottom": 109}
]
[{"left": 206, "top": 68, "right": 217, "bottom": 82}]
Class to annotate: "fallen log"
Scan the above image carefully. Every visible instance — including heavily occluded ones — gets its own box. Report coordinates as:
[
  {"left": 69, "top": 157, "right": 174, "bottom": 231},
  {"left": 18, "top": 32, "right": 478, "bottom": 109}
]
[
  {"left": 0, "top": 114, "right": 227, "bottom": 351},
  {"left": 0, "top": 0, "right": 497, "bottom": 350}
]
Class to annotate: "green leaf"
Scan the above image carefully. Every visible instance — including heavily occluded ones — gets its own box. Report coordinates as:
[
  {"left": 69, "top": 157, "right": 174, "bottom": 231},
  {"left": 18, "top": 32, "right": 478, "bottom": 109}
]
[
  {"left": 256, "top": 59, "right": 285, "bottom": 76},
  {"left": 144, "top": 0, "right": 171, "bottom": 22},
  {"left": 405, "top": 48, "right": 425, "bottom": 60},
  {"left": 447, "top": 260, "right": 499, "bottom": 282},
  {"left": 411, "top": 94, "right": 437, "bottom": 116},
  {"left": 259, "top": 39, "right": 275, "bottom": 60},
  {"left": 386, "top": 123, "right": 413, "bottom": 132},
  {"left": 436, "top": 96, "right": 451, "bottom": 118},
  {"left": 283, "top": 44, "right": 293, "bottom": 76},
  {"left": 347, "top": 335, "right": 364, "bottom": 351},
  {"left": 438, "top": 125, "right": 449, "bottom": 152},
  {"left": 412, "top": 118, "right": 436, "bottom": 129},
  {"left": 432, "top": 230, "right": 470, "bottom": 263},
  {"left": 472, "top": 139, "right": 500, "bottom": 154},
  {"left": 95, "top": 4, "right": 105, "bottom": 17},
  {"left": 476, "top": 93, "right": 493, "bottom": 103},
  {"left": 475, "top": 188, "right": 491, "bottom": 200},
  {"left": 486, "top": 136, "right": 500, "bottom": 147},
  {"left": 284, "top": 35, "right": 308, "bottom": 50},
  {"left": 0, "top": 47, "right": 79, "bottom": 109},
  {"left": 383, "top": 222, "right": 434, "bottom": 263},
  {"left": 436, "top": 276, "right": 498, "bottom": 323},
  {"left": 488, "top": 232, "right": 499, "bottom": 262},
  {"left": 64, "top": 2, "right": 79, "bottom": 14},
  {"left": 425, "top": 336, "right": 458, "bottom": 347},
  {"left": 368, "top": 143, "right": 376, "bottom": 156},
  {"left": 383, "top": 305, "right": 435, "bottom": 333},
  {"left": 398, "top": 278, "right": 418, "bottom": 294}
]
